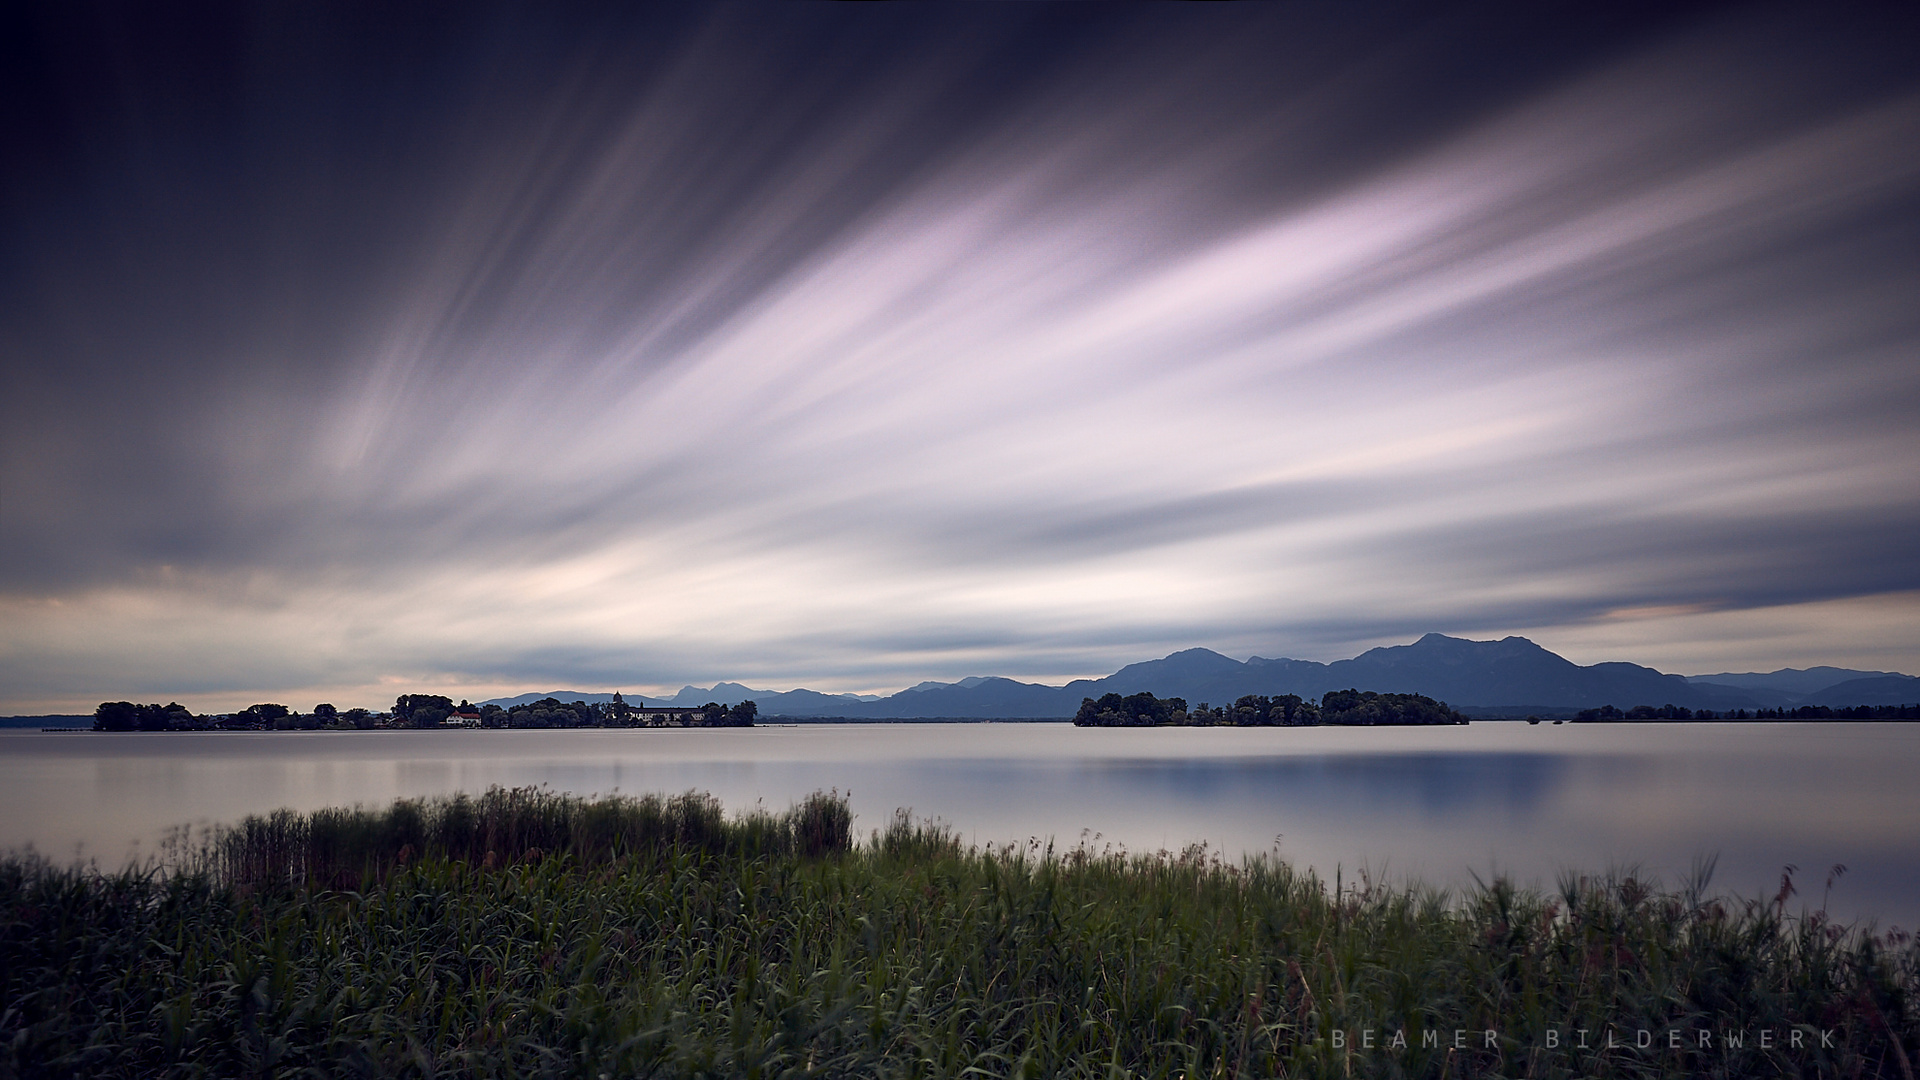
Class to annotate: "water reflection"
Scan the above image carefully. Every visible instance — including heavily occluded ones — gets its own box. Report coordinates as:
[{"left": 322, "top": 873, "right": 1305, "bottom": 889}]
[
  {"left": 3, "top": 724, "right": 1915, "bottom": 927},
  {"left": 1086, "top": 752, "right": 1581, "bottom": 815}
]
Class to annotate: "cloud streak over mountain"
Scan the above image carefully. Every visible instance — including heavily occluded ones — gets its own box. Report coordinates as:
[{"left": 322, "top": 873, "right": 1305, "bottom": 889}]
[{"left": 5, "top": 4, "right": 1919, "bottom": 711}]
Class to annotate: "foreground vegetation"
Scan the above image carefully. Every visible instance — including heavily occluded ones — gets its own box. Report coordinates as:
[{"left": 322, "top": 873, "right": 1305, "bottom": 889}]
[{"left": 3, "top": 790, "right": 1916, "bottom": 1078}]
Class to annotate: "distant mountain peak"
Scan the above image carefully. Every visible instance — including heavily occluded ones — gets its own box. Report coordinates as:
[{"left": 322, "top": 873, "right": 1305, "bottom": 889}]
[
  {"left": 1129, "top": 647, "right": 1243, "bottom": 672},
  {"left": 1406, "top": 632, "right": 1543, "bottom": 651},
  {"left": 1166, "top": 647, "right": 1235, "bottom": 660}
]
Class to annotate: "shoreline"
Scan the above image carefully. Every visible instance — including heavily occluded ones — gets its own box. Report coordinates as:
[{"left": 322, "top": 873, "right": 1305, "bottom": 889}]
[{"left": 3, "top": 788, "right": 1913, "bottom": 1077}]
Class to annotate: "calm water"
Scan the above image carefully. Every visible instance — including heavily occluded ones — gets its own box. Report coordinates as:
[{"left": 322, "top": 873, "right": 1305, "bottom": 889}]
[{"left": 3, "top": 722, "right": 1915, "bottom": 925}]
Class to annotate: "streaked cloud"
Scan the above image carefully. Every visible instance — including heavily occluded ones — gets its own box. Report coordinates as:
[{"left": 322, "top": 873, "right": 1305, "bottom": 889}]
[{"left": 3, "top": 5, "right": 1918, "bottom": 711}]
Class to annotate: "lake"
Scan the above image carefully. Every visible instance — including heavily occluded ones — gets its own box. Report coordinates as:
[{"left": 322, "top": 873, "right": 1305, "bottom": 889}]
[{"left": 3, "top": 722, "right": 1915, "bottom": 926}]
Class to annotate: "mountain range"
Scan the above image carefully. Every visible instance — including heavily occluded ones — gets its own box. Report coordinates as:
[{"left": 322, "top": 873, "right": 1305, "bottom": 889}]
[{"left": 482, "top": 634, "right": 1920, "bottom": 718}]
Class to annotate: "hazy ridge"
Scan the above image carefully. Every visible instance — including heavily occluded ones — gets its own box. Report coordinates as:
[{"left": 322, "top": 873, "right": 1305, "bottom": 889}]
[{"left": 479, "top": 634, "right": 1919, "bottom": 719}]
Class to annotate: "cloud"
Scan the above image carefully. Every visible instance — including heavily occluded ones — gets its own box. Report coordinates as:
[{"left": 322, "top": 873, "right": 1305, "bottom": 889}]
[{"left": 3, "top": 5, "right": 1919, "bottom": 710}]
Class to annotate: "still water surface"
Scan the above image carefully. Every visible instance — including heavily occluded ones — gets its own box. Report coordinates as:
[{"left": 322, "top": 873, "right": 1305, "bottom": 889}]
[{"left": 3, "top": 722, "right": 1915, "bottom": 925}]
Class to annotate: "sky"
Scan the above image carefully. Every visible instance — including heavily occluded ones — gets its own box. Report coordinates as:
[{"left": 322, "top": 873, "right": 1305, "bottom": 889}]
[{"left": 4, "top": 2, "right": 1919, "bottom": 714}]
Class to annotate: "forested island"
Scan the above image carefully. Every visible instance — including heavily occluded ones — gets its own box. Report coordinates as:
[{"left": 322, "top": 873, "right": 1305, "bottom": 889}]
[
  {"left": 86, "top": 693, "right": 756, "bottom": 732},
  {"left": 1072, "top": 690, "right": 1919, "bottom": 727},
  {"left": 66, "top": 690, "right": 1919, "bottom": 733},
  {"left": 1074, "top": 689, "right": 1467, "bottom": 726}
]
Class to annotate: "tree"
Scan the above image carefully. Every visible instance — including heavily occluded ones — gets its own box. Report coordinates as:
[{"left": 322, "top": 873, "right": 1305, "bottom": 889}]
[
  {"left": 1270, "top": 694, "right": 1311, "bottom": 725},
  {"left": 92, "top": 701, "right": 139, "bottom": 732},
  {"left": 1624, "top": 704, "right": 1693, "bottom": 720},
  {"left": 393, "top": 694, "right": 454, "bottom": 729},
  {"left": 1074, "top": 692, "right": 1186, "bottom": 726},
  {"left": 95, "top": 701, "right": 194, "bottom": 731},
  {"left": 136, "top": 702, "right": 193, "bottom": 731},
  {"left": 1231, "top": 695, "right": 1275, "bottom": 726},
  {"left": 1317, "top": 689, "right": 1463, "bottom": 726},
  {"left": 1074, "top": 693, "right": 1126, "bottom": 726}
]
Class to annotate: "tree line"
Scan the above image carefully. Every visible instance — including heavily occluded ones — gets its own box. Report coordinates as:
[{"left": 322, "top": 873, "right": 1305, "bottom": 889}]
[
  {"left": 90, "top": 701, "right": 373, "bottom": 732},
  {"left": 392, "top": 694, "right": 756, "bottom": 729},
  {"left": 1073, "top": 689, "right": 1466, "bottom": 727},
  {"left": 92, "top": 693, "right": 756, "bottom": 731},
  {"left": 1575, "top": 703, "right": 1920, "bottom": 722}
]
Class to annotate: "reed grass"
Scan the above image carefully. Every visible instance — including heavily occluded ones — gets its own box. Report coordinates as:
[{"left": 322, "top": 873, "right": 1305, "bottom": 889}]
[
  {"left": 187, "top": 786, "right": 846, "bottom": 891},
  {"left": 2, "top": 788, "right": 1915, "bottom": 1078}
]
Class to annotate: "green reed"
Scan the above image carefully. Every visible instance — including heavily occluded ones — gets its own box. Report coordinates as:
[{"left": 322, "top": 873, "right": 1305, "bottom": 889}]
[
  {"left": 2, "top": 788, "right": 1915, "bottom": 1078},
  {"left": 178, "top": 786, "right": 851, "bottom": 892}
]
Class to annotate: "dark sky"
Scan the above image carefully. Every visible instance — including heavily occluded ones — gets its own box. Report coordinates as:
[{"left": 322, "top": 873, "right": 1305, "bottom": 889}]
[{"left": 5, "top": 2, "right": 1919, "bottom": 711}]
